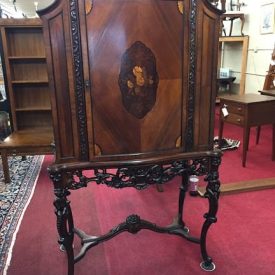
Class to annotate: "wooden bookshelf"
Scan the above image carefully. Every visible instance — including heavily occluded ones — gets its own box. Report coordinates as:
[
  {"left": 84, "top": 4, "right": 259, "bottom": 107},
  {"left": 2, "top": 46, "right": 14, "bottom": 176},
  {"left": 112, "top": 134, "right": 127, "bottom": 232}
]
[
  {"left": 0, "top": 19, "right": 53, "bottom": 183},
  {"left": 0, "top": 19, "right": 52, "bottom": 131}
]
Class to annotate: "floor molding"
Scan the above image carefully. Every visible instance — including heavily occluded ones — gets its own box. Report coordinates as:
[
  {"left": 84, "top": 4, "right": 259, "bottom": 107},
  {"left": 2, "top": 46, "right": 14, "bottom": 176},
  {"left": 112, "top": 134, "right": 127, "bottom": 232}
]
[{"left": 198, "top": 177, "right": 275, "bottom": 196}]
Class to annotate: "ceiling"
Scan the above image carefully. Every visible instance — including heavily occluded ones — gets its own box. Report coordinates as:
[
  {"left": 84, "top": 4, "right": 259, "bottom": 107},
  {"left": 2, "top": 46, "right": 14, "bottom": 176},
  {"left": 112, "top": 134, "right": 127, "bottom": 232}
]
[{"left": 0, "top": 0, "right": 55, "bottom": 18}]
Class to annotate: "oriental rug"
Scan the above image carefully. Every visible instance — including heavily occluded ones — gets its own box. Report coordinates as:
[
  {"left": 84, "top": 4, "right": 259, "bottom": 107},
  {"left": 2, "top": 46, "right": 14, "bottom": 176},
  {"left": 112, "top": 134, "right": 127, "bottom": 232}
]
[{"left": 0, "top": 155, "right": 44, "bottom": 274}]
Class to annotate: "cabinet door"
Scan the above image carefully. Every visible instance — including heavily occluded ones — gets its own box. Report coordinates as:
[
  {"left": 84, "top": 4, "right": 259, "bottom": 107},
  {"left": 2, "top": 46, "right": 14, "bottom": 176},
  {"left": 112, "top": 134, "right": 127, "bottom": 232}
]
[
  {"left": 82, "top": 0, "right": 221, "bottom": 159},
  {"left": 84, "top": 0, "right": 185, "bottom": 157}
]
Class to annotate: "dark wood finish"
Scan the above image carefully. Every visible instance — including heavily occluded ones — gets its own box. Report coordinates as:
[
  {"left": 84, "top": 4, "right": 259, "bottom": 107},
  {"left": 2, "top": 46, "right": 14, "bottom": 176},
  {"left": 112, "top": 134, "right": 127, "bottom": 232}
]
[
  {"left": 0, "top": 19, "right": 53, "bottom": 183},
  {"left": 38, "top": 1, "right": 223, "bottom": 274},
  {"left": 40, "top": 0, "right": 221, "bottom": 163},
  {"left": 218, "top": 93, "right": 275, "bottom": 167}
]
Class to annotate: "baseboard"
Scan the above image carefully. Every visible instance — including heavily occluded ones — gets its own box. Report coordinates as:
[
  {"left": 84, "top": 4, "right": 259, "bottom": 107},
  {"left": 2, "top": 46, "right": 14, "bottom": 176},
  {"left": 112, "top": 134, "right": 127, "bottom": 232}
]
[{"left": 197, "top": 177, "right": 275, "bottom": 196}]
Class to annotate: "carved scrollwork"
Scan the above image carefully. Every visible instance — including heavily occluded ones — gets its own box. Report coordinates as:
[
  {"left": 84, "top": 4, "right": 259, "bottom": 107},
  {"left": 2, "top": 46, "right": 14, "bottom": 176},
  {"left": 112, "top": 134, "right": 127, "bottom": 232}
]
[
  {"left": 126, "top": 215, "right": 142, "bottom": 233},
  {"left": 204, "top": 154, "right": 221, "bottom": 198},
  {"left": 185, "top": 0, "right": 198, "bottom": 150},
  {"left": 189, "top": 158, "right": 209, "bottom": 176},
  {"left": 66, "top": 158, "right": 210, "bottom": 191},
  {"left": 53, "top": 187, "right": 74, "bottom": 250},
  {"left": 49, "top": 170, "right": 62, "bottom": 185},
  {"left": 70, "top": 0, "right": 89, "bottom": 159}
]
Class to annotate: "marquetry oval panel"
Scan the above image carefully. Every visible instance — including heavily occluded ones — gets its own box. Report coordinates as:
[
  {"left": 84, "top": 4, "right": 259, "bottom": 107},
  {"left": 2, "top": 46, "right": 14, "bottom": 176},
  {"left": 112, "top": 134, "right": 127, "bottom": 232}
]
[{"left": 118, "top": 41, "right": 159, "bottom": 119}]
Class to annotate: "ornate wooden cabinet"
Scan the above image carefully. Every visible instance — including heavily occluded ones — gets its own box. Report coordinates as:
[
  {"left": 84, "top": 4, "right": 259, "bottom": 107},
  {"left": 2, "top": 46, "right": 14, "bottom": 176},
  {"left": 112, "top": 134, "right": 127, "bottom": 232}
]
[{"left": 38, "top": 1, "right": 222, "bottom": 274}]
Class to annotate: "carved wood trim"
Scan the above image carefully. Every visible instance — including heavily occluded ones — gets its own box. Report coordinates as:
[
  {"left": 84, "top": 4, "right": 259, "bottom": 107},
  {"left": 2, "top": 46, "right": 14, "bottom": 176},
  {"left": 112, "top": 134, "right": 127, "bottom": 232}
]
[
  {"left": 70, "top": 0, "right": 89, "bottom": 160},
  {"left": 185, "top": 0, "right": 197, "bottom": 150}
]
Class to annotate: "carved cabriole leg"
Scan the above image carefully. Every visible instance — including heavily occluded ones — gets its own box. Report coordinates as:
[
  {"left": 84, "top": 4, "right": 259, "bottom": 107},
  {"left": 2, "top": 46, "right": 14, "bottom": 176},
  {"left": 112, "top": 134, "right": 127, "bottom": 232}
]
[
  {"left": 50, "top": 171, "right": 75, "bottom": 275},
  {"left": 200, "top": 154, "right": 221, "bottom": 271},
  {"left": 176, "top": 173, "right": 189, "bottom": 228}
]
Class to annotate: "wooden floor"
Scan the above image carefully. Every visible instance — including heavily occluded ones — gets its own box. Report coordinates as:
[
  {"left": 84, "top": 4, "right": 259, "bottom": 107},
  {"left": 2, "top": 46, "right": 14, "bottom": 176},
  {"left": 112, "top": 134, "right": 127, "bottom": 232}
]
[{"left": 198, "top": 177, "right": 275, "bottom": 196}]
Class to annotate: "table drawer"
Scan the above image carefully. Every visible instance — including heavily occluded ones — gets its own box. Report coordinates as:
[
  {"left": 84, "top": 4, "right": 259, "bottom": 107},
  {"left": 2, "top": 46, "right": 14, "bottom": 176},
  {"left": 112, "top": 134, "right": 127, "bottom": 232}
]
[
  {"left": 222, "top": 102, "right": 245, "bottom": 115},
  {"left": 223, "top": 113, "right": 244, "bottom": 125}
]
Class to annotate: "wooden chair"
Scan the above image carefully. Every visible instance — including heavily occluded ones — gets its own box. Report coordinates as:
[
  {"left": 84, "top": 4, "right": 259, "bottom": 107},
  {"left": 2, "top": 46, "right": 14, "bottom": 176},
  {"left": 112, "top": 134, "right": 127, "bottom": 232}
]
[{"left": 219, "top": 0, "right": 245, "bottom": 36}]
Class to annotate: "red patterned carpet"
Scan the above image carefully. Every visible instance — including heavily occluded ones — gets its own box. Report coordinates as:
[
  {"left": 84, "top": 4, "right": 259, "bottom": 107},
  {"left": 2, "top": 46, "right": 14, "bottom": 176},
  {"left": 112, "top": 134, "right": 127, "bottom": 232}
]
[
  {"left": 4, "top": 152, "right": 275, "bottom": 275},
  {"left": 3, "top": 107, "right": 275, "bottom": 275}
]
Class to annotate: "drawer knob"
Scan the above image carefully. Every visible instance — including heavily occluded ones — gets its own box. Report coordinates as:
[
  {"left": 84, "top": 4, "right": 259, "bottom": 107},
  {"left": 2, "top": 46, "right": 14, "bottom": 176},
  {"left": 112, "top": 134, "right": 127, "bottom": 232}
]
[
  {"left": 237, "top": 107, "right": 242, "bottom": 111},
  {"left": 237, "top": 118, "right": 241, "bottom": 122}
]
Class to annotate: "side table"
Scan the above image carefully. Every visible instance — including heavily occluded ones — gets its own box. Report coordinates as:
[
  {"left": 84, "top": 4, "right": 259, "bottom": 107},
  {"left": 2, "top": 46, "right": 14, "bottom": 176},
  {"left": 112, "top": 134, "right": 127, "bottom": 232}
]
[
  {"left": 218, "top": 94, "right": 275, "bottom": 167},
  {"left": 220, "top": 12, "right": 245, "bottom": 36},
  {"left": 0, "top": 129, "right": 54, "bottom": 183}
]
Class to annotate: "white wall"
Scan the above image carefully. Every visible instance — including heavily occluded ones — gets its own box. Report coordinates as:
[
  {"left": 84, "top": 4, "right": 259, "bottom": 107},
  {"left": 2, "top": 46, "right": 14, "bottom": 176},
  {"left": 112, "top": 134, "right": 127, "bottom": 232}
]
[{"left": 221, "top": 0, "right": 275, "bottom": 93}]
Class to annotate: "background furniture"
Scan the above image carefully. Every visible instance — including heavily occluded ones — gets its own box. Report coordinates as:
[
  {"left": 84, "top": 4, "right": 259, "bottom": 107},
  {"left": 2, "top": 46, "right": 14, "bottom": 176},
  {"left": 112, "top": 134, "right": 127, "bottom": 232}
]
[
  {"left": 0, "top": 55, "right": 11, "bottom": 141},
  {"left": 0, "top": 129, "right": 53, "bottom": 183},
  {"left": 220, "top": 12, "right": 245, "bottom": 36},
  {"left": 257, "top": 46, "right": 275, "bottom": 154},
  {"left": 218, "top": 94, "right": 275, "bottom": 167},
  {"left": 218, "top": 36, "right": 249, "bottom": 95},
  {"left": 217, "top": 76, "right": 236, "bottom": 96},
  {"left": 0, "top": 18, "right": 53, "bottom": 183},
  {"left": 218, "top": 0, "right": 245, "bottom": 36},
  {"left": 260, "top": 89, "right": 275, "bottom": 96},
  {"left": 263, "top": 46, "right": 275, "bottom": 91},
  {"left": 39, "top": 1, "right": 223, "bottom": 274}
]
